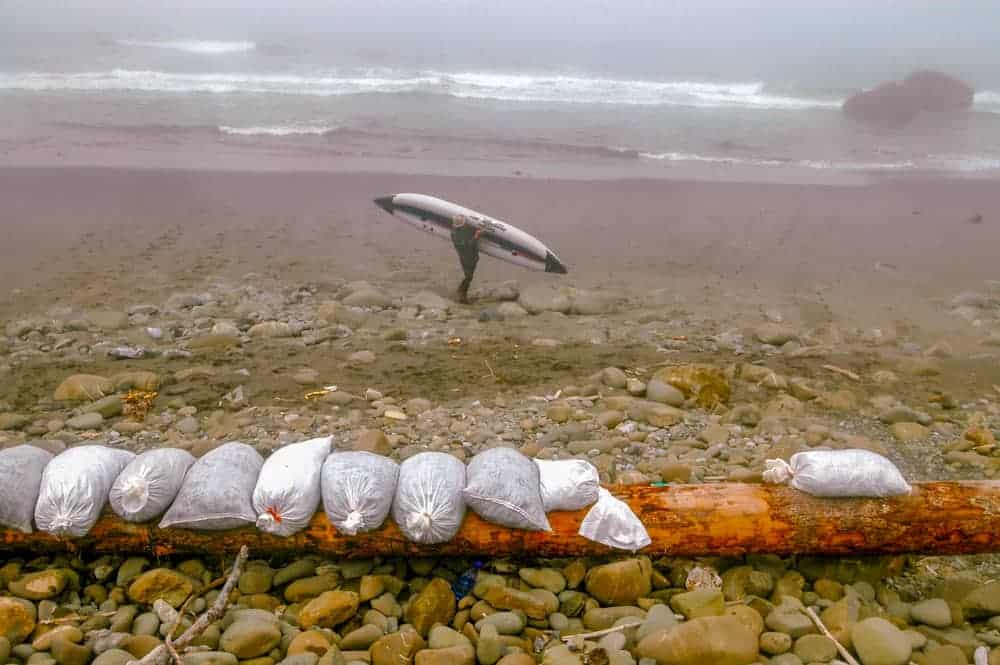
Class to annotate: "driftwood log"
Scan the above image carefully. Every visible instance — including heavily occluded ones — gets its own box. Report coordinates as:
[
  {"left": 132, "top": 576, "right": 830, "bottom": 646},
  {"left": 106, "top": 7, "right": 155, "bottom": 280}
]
[{"left": 3, "top": 482, "right": 1000, "bottom": 558}]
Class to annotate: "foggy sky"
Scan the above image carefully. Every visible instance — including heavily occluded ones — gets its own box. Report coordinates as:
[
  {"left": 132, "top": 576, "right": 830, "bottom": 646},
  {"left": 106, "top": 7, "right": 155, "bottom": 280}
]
[{"left": 4, "top": 0, "right": 999, "bottom": 86}]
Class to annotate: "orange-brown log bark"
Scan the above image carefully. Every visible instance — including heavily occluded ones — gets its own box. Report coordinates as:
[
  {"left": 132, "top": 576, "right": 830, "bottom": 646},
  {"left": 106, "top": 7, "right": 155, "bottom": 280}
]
[{"left": 2, "top": 482, "right": 999, "bottom": 557}]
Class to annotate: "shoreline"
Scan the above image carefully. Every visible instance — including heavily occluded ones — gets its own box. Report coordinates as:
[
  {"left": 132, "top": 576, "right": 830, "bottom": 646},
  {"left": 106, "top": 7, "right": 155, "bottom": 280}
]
[{"left": 3, "top": 121, "right": 1000, "bottom": 186}]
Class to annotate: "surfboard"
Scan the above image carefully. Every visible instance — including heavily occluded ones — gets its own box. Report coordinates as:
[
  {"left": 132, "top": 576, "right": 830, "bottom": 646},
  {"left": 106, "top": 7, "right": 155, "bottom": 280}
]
[{"left": 373, "top": 193, "right": 568, "bottom": 274}]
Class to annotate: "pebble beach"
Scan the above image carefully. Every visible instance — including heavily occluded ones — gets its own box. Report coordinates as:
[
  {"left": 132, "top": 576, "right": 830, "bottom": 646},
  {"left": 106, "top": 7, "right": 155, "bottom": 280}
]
[{"left": 2, "top": 158, "right": 1000, "bottom": 665}]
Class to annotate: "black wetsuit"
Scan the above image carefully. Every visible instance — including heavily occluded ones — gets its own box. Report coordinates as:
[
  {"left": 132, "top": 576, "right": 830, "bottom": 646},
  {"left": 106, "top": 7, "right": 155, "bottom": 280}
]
[{"left": 450, "top": 224, "right": 480, "bottom": 302}]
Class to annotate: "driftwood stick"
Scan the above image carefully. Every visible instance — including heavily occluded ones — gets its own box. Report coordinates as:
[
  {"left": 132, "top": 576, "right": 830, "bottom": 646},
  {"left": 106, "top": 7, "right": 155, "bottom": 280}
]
[
  {"left": 822, "top": 364, "right": 861, "bottom": 381},
  {"left": 163, "top": 591, "right": 198, "bottom": 665},
  {"left": 561, "top": 619, "right": 643, "bottom": 644},
  {"left": 164, "top": 637, "right": 183, "bottom": 665},
  {"left": 128, "top": 545, "right": 249, "bottom": 665},
  {"left": 804, "top": 606, "right": 860, "bottom": 665}
]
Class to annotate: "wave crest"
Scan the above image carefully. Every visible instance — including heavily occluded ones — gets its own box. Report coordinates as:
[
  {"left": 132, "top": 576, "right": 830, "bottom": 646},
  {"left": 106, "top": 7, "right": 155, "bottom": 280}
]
[
  {"left": 0, "top": 68, "right": 841, "bottom": 110},
  {"left": 974, "top": 90, "right": 1000, "bottom": 114},
  {"left": 640, "top": 151, "right": 1000, "bottom": 173},
  {"left": 641, "top": 151, "right": 918, "bottom": 171},
  {"left": 218, "top": 124, "right": 336, "bottom": 136}
]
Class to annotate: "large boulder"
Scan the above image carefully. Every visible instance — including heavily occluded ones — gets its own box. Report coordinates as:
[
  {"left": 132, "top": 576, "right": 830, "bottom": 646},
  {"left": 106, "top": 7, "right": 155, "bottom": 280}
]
[
  {"left": 843, "top": 70, "right": 974, "bottom": 128},
  {"left": 902, "top": 70, "right": 976, "bottom": 112}
]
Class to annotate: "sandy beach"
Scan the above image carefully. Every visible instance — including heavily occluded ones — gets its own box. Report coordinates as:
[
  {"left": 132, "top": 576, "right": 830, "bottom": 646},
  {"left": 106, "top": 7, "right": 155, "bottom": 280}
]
[
  {"left": 4, "top": 131, "right": 1000, "bottom": 665},
  {"left": 2, "top": 150, "right": 999, "bottom": 328}
]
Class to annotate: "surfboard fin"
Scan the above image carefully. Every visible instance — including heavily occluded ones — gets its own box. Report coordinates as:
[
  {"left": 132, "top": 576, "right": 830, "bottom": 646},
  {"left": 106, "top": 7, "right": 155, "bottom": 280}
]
[{"left": 545, "top": 251, "right": 568, "bottom": 274}]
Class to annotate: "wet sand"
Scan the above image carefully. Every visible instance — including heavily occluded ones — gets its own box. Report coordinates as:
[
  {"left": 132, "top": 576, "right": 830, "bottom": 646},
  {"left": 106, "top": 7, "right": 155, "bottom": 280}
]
[{"left": 2, "top": 164, "right": 999, "bottom": 336}]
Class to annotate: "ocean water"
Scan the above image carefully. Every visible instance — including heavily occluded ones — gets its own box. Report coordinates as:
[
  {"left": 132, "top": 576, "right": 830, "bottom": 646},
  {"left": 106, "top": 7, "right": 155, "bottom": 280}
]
[{"left": 2, "top": 34, "right": 1000, "bottom": 175}]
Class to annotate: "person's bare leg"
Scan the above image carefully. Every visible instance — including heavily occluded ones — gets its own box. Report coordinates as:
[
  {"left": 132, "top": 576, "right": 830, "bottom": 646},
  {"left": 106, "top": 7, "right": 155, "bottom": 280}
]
[{"left": 457, "top": 274, "right": 472, "bottom": 304}]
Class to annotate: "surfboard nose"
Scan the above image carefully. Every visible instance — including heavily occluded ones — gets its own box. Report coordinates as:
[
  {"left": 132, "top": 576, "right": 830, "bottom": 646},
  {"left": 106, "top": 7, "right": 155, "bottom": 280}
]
[
  {"left": 545, "top": 251, "right": 568, "bottom": 274},
  {"left": 373, "top": 196, "right": 395, "bottom": 214}
]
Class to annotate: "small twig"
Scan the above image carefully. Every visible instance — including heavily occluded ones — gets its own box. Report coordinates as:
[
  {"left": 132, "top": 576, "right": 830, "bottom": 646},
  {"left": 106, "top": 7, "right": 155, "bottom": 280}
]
[
  {"left": 804, "top": 606, "right": 859, "bottom": 665},
  {"left": 560, "top": 619, "right": 642, "bottom": 643},
  {"left": 128, "top": 545, "right": 249, "bottom": 665},
  {"left": 483, "top": 360, "right": 497, "bottom": 380},
  {"left": 164, "top": 591, "right": 198, "bottom": 665},
  {"left": 822, "top": 364, "right": 861, "bottom": 382},
  {"left": 164, "top": 636, "right": 183, "bottom": 665},
  {"left": 171, "top": 596, "right": 196, "bottom": 636}
]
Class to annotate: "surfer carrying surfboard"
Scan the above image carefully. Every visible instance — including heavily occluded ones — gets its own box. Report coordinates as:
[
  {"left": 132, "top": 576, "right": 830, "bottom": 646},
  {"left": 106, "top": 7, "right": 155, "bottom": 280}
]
[{"left": 450, "top": 214, "right": 482, "bottom": 304}]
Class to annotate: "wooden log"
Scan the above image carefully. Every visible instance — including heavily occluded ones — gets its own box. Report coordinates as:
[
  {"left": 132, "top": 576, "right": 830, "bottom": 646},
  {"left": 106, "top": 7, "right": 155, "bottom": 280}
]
[{"left": 2, "top": 482, "right": 1000, "bottom": 558}]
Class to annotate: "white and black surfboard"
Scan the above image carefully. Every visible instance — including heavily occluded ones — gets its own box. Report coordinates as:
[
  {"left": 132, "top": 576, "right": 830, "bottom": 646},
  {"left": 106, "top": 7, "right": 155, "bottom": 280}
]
[{"left": 373, "top": 193, "right": 568, "bottom": 274}]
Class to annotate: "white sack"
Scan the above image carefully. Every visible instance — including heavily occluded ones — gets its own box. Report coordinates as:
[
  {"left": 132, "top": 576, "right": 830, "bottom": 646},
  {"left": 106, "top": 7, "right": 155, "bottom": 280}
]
[
  {"left": 159, "top": 442, "right": 263, "bottom": 530},
  {"left": 763, "top": 449, "right": 911, "bottom": 498},
  {"left": 392, "top": 452, "right": 466, "bottom": 544},
  {"left": 35, "top": 445, "right": 135, "bottom": 537},
  {"left": 109, "top": 448, "right": 196, "bottom": 523},
  {"left": 253, "top": 436, "right": 332, "bottom": 537},
  {"left": 464, "top": 447, "right": 551, "bottom": 531},
  {"left": 535, "top": 458, "right": 601, "bottom": 512},
  {"left": 579, "top": 487, "right": 651, "bottom": 552},
  {"left": 0, "top": 445, "right": 54, "bottom": 533},
  {"left": 321, "top": 451, "right": 399, "bottom": 535}
]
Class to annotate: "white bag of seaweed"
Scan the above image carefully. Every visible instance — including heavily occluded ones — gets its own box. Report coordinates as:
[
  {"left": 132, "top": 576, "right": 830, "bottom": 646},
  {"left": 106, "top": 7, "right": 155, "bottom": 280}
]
[
  {"left": 578, "top": 488, "right": 651, "bottom": 552},
  {"left": 253, "top": 436, "right": 332, "bottom": 537},
  {"left": 321, "top": 451, "right": 399, "bottom": 535},
  {"left": 0, "top": 445, "right": 54, "bottom": 533},
  {"left": 35, "top": 445, "right": 135, "bottom": 537},
  {"left": 763, "top": 449, "right": 911, "bottom": 497},
  {"left": 535, "top": 458, "right": 601, "bottom": 512},
  {"left": 464, "top": 447, "right": 550, "bottom": 530},
  {"left": 392, "top": 452, "right": 466, "bottom": 544},
  {"left": 159, "top": 442, "right": 263, "bottom": 530},
  {"left": 109, "top": 448, "right": 196, "bottom": 523}
]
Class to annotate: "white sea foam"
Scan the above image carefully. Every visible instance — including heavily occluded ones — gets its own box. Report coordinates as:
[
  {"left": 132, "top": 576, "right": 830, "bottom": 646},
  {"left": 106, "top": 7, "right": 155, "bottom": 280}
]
[
  {"left": 927, "top": 154, "right": 1000, "bottom": 172},
  {"left": 641, "top": 150, "right": 1000, "bottom": 172},
  {"left": 442, "top": 72, "right": 841, "bottom": 109},
  {"left": 974, "top": 90, "right": 1000, "bottom": 114},
  {"left": 218, "top": 124, "right": 336, "bottom": 136},
  {"left": 641, "top": 151, "right": 918, "bottom": 171},
  {"left": 640, "top": 151, "right": 788, "bottom": 167},
  {"left": 0, "top": 68, "right": 841, "bottom": 110},
  {"left": 118, "top": 40, "right": 257, "bottom": 55},
  {"left": 0, "top": 69, "right": 440, "bottom": 96},
  {"left": 796, "top": 159, "right": 918, "bottom": 171}
]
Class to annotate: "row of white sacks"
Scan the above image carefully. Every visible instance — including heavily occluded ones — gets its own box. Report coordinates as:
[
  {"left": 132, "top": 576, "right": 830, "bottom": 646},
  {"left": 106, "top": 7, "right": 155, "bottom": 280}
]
[{"left": 0, "top": 439, "right": 652, "bottom": 551}]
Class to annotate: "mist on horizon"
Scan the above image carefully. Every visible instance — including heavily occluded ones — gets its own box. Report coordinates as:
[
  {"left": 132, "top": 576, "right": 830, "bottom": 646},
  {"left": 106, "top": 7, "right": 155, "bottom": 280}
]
[{"left": 4, "top": 0, "right": 1000, "bottom": 87}]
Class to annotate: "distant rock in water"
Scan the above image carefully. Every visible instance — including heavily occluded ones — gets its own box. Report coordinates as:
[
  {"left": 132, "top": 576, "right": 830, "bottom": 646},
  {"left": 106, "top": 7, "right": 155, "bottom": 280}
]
[
  {"left": 842, "top": 70, "right": 975, "bottom": 128},
  {"left": 902, "top": 70, "right": 975, "bottom": 112}
]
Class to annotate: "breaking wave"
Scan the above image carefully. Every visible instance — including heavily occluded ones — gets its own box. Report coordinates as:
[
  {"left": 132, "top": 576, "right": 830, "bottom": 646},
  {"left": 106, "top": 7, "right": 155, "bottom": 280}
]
[
  {"left": 640, "top": 150, "right": 1000, "bottom": 172},
  {"left": 217, "top": 124, "right": 337, "bottom": 136},
  {"left": 974, "top": 90, "right": 1000, "bottom": 114},
  {"left": 640, "top": 151, "right": 919, "bottom": 171},
  {"left": 0, "top": 68, "right": 841, "bottom": 110}
]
